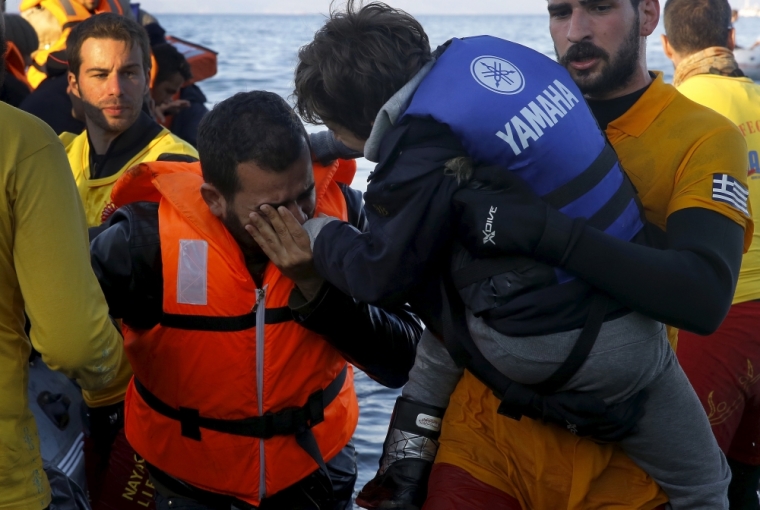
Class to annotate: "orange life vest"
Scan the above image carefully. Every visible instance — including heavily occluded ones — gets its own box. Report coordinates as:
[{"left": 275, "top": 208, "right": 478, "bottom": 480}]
[
  {"left": 117, "top": 159, "right": 359, "bottom": 505},
  {"left": 166, "top": 35, "right": 218, "bottom": 85},
  {"left": 4, "top": 42, "right": 32, "bottom": 91},
  {"left": 20, "top": 0, "right": 127, "bottom": 25},
  {"left": 23, "top": 0, "right": 130, "bottom": 89}
]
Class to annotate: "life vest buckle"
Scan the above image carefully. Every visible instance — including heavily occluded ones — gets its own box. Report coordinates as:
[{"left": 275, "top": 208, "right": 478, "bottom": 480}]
[
  {"left": 306, "top": 389, "right": 325, "bottom": 427},
  {"left": 179, "top": 406, "right": 202, "bottom": 440}
]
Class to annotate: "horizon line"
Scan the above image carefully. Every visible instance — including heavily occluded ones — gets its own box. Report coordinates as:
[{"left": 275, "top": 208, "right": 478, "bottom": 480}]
[{"left": 137, "top": 11, "right": 548, "bottom": 15}]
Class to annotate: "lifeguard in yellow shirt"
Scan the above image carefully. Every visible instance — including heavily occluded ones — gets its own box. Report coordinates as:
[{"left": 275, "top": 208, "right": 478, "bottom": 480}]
[
  {"left": 663, "top": 0, "right": 760, "bottom": 506},
  {"left": 0, "top": 15, "right": 126, "bottom": 510},
  {"left": 62, "top": 13, "right": 197, "bottom": 229}
]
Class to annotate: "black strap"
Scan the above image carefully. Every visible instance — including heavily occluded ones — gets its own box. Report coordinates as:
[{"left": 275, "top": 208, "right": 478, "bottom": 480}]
[
  {"left": 440, "top": 275, "right": 607, "bottom": 415},
  {"left": 529, "top": 293, "right": 607, "bottom": 394},
  {"left": 133, "top": 364, "right": 347, "bottom": 440},
  {"left": 541, "top": 143, "right": 618, "bottom": 210},
  {"left": 586, "top": 177, "right": 638, "bottom": 232},
  {"left": 160, "top": 307, "right": 292, "bottom": 331}
]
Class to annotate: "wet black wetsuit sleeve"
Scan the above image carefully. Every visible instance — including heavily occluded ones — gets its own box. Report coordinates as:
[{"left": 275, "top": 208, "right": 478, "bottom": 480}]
[
  {"left": 90, "top": 202, "right": 164, "bottom": 330},
  {"left": 291, "top": 185, "right": 423, "bottom": 388},
  {"left": 563, "top": 207, "right": 743, "bottom": 334}
]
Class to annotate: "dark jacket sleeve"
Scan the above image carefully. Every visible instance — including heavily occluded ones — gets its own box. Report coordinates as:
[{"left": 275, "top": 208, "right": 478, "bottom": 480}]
[
  {"left": 313, "top": 119, "right": 466, "bottom": 307},
  {"left": 563, "top": 207, "right": 743, "bottom": 335},
  {"left": 290, "top": 184, "right": 424, "bottom": 388},
  {"left": 90, "top": 202, "right": 164, "bottom": 330}
]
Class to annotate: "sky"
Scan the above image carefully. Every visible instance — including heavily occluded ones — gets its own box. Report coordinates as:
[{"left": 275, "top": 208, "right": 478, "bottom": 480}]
[{"left": 5, "top": 0, "right": 750, "bottom": 16}]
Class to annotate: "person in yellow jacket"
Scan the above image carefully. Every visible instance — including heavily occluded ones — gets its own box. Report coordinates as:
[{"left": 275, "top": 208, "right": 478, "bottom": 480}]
[
  {"left": 60, "top": 13, "right": 195, "bottom": 509},
  {"left": 62, "top": 13, "right": 197, "bottom": 229},
  {"left": 662, "top": 0, "right": 760, "bottom": 506},
  {"left": 0, "top": 16, "right": 127, "bottom": 510},
  {"left": 20, "top": 0, "right": 132, "bottom": 88}
]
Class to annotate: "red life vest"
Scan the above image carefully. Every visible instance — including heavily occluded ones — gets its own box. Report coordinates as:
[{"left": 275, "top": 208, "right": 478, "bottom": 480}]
[{"left": 117, "top": 159, "right": 359, "bottom": 505}]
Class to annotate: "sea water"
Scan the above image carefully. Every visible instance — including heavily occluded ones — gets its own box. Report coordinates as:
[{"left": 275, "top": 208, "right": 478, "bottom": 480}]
[{"left": 153, "top": 13, "right": 760, "bottom": 505}]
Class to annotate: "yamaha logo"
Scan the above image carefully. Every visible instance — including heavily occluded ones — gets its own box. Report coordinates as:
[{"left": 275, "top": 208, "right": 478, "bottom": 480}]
[{"left": 471, "top": 55, "right": 525, "bottom": 95}]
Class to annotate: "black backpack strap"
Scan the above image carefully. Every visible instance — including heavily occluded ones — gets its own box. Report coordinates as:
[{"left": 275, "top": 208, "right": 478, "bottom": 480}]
[
  {"left": 440, "top": 275, "right": 539, "bottom": 420},
  {"left": 440, "top": 275, "right": 607, "bottom": 416},
  {"left": 530, "top": 293, "right": 607, "bottom": 395}
]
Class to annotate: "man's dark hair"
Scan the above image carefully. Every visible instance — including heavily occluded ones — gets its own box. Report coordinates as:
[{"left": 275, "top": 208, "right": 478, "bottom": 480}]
[
  {"left": 197, "top": 91, "right": 309, "bottom": 199},
  {"left": 663, "top": 0, "right": 732, "bottom": 54},
  {"left": 152, "top": 42, "right": 192, "bottom": 85},
  {"left": 67, "top": 13, "right": 151, "bottom": 77},
  {"left": 294, "top": 1, "right": 432, "bottom": 140}
]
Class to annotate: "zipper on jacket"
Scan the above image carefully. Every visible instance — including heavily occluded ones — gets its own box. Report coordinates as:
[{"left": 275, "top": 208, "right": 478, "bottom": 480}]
[{"left": 256, "top": 286, "right": 267, "bottom": 499}]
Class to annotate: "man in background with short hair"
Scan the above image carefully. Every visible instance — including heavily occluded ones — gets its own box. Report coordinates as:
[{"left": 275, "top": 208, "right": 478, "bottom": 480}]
[
  {"left": 662, "top": 0, "right": 760, "bottom": 506},
  {"left": 62, "top": 12, "right": 197, "bottom": 228}
]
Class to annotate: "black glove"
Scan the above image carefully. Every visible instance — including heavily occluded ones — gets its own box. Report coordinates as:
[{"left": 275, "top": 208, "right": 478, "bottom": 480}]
[
  {"left": 523, "top": 389, "right": 647, "bottom": 443},
  {"left": 309, "top": 130, "right": 363, "bottom": 166},
  {"left": 453, "top": 165, "right": 584, "bottom": 266},
  {"left": 356, "top": 397, "right": 445, "bottom": 510}
]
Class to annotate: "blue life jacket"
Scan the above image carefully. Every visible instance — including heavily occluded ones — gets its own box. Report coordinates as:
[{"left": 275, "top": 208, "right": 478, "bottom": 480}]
[{"left": 402, "top": 36, "right": 644, "bottom": 275}]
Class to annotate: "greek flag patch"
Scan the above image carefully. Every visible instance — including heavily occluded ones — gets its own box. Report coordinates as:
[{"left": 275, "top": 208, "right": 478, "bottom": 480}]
[{"left": 713, "top": 174, "right": 749, "bottom": 216}]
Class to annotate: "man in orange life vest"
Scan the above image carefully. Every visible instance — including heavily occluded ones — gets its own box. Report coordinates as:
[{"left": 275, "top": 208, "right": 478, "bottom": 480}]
[{"left": 89, "top": 90, "right": 422, "bottom": 510}]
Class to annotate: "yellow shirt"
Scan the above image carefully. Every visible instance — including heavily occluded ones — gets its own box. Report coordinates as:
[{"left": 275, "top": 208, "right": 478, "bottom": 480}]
[
  {"left": 676, "top": 74, "right": 760, "bottom": 304},
  {"left": 61, "top": 126, "right": 198, "bottom": 228},
  {"left": 0, "top": 103, "right": 127, "bottom": 510},
  {"left": 437, "top": 73, "right": 753, "bottom": 508}
]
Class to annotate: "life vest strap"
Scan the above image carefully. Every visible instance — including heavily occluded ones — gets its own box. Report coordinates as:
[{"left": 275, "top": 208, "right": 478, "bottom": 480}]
[
  {"left": 133, "top": 363, "right": 348, "bottom": 441},
  {"left": 541, "top": 143, "right": 618, "bottom": 210},
  {"left": 160, "top": 306, "right": 292, "bottom": 332},
  {"left": 586, "top": 176, "right": 638, "bottom": 232}
]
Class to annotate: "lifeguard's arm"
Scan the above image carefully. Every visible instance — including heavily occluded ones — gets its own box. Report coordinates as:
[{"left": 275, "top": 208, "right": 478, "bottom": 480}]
[
  {"left": 561, "top": 208, "right": 743, "bottom": 334},
  {"left": 14, "top": 141, "right": 129, "bottom": 398},
  {"left": 291, "top": 184, "right": 424, "bottom": 388},
  {"left": 312, "top": 121, "right": 465, "bottom": 306}
]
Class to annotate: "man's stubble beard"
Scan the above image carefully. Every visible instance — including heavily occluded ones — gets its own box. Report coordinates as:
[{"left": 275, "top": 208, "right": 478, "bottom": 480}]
[
  {"left": 79, "top": 88, "right": 142, "bottom": 137},
  {"left": 222, "top": 204, "right": 261, "bottom": 258},
  {"left": 557, "top": 14, "right": 641, "bottom": 97}
]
